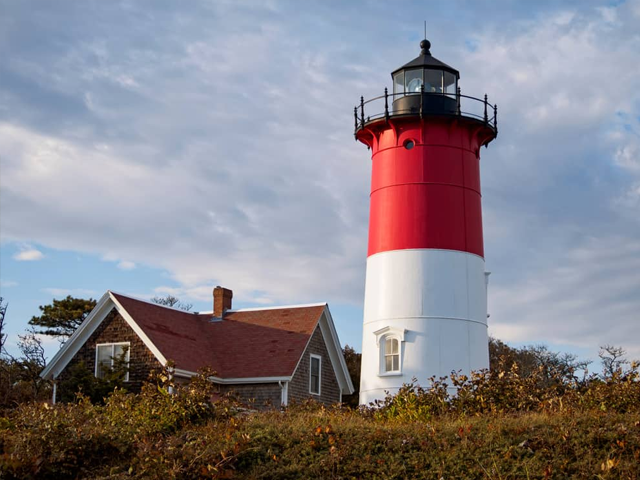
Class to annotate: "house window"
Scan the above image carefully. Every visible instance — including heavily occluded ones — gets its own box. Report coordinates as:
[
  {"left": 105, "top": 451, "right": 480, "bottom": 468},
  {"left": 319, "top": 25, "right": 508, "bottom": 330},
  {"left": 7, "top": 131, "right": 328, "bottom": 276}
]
[
  {"left": 95, "top": 342, "right": 130, "bottom": 381},
  {"left": 384, "top": 337, "right": 400, "bottom": 373},
  {"left": 309, "top": 354, "right": 321, "bottom": 395},
  {"left": 373, "top": 326, "right": 405, "bottom": 376}
]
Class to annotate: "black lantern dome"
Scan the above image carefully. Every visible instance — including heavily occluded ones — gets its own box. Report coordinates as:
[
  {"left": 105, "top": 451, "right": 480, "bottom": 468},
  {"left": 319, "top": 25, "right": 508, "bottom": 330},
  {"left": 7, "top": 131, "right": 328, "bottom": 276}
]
[
  {"left": 353, "top": 39, "right": 497, "bottom": 139},
  {"left": 391, "top": 39, "right": 459, "bottom": 115}
]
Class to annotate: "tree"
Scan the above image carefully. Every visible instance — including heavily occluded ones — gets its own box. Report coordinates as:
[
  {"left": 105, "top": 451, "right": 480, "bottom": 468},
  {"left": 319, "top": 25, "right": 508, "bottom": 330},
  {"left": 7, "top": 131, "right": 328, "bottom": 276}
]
[
  {"left": 0, "top": 296, "right": 7, "bottom": 353},
  {"left": 14, "top": 329, "right": 49, "bottom": 401},
  {"left": 599, "top": 344, "right": 630, "bottom": 378},
  {"left": 489, "top": 337, "right": 590, "bottom": 383},
  {"left": 29, "top": 296, "right": 97, "bottom": 339},
  {"left": 151, "top": 294, "right": 193, "bottom": 311},
  {"left": 1, "top": 299, "right": 51, "bottom": 407},
  {"left": 489, "top": 337, "right": 534, "bottom": 373},
  {"left": 341, "top": 345, "right": 361, "bottom": 407}
]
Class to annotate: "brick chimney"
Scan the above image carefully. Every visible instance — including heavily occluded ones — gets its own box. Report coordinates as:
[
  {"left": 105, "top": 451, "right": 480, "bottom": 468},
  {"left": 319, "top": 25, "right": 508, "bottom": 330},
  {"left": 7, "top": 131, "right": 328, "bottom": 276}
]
[{"left": 213, "top": 286, "right": 233, "bottom": 317}]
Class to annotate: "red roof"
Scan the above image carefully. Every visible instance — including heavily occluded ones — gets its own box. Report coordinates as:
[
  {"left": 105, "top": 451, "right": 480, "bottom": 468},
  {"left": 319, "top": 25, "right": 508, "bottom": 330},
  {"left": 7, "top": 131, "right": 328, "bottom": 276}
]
[{"left": 111, "top": 293, "right": 325, "bottom": 379}]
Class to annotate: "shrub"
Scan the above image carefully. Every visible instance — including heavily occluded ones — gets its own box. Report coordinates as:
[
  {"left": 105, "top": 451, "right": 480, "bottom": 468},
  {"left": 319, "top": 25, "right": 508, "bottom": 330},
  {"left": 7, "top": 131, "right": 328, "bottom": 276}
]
[{"left": 1, "top": 363, "right": 639, "bottom": 479}]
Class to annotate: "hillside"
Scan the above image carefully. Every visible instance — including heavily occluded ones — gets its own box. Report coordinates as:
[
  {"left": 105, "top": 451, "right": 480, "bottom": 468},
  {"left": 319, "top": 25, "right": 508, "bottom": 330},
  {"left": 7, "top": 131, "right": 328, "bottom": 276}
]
[{"left": 1, "top": 367, "right": 639, "bottom": 479}]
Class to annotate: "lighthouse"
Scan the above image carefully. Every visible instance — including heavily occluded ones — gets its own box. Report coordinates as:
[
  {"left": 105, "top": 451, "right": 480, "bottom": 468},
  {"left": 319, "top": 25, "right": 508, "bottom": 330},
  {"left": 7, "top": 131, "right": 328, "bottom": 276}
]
[{"left": 355, "top": 39, "right": 497, "bottom": 405}]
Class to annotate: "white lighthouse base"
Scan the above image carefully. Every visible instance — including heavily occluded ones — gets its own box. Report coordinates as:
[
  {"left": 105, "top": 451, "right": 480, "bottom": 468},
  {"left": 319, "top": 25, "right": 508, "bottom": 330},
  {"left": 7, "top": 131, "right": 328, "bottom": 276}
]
[{"left": 359, "top": 249, "right": 489, "bottom": 405}]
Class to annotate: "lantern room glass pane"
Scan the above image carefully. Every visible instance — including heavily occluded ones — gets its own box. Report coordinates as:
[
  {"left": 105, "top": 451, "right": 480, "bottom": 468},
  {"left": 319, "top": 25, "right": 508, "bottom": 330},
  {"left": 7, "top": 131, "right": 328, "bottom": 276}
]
[
  {"left": 393, "top": 71, "right": 405, "bottom": 96},
  {"left": 405, "top": 69, "right": 423, "bottom": 93},
  {"left": 424, "top": 69, "right": 443, "bottom": 94},
  {"left": 444, "top": 71, "right": 457, "bottom": 94}
]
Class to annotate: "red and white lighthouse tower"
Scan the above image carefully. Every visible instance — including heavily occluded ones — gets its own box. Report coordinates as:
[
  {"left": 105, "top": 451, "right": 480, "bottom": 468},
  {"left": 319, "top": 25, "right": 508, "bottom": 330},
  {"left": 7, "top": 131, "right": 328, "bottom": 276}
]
[{"left": 355, "top": 39, "right": 497, "bottom": 404}]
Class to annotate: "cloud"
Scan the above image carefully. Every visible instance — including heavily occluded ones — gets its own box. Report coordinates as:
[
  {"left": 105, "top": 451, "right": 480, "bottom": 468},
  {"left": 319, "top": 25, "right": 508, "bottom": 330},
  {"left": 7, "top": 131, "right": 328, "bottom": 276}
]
[
  {"left": 0, "top": 280, "right": 18, "bottom": 288},
  {"left": 489, "top": 235, "right": 640, "bottom": 359},
  {"left": 42, "top": 288, "right": 97, "bottom": 298},
  {"left": 12, "top": 246, "right": 44, "bottom": 261},
  {"left": 0, "top": 1, "right": 639, "bottom": 358},
  {"left": 117, "top": 260, "right": 136, "bottom": 271}
]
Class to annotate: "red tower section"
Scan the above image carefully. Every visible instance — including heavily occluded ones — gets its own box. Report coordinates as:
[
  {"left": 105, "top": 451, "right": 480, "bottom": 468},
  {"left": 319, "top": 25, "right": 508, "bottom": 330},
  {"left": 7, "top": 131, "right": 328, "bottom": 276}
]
[{"left": 359, "top": 115, "right": 495, "bottom": 258}]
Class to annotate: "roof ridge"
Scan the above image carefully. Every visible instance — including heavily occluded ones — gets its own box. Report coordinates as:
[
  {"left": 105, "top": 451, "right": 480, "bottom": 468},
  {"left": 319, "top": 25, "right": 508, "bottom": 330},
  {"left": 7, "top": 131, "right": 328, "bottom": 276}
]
[
  {"left": 108, "top": 290, "right": 199, "bottom": 314},
  {"left": 226, "top": 302, "right": 327, "bottom": 313}
]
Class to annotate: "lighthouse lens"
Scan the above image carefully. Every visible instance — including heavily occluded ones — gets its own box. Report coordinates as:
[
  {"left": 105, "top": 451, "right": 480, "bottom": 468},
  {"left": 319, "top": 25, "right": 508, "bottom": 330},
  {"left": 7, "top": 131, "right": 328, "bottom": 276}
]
[
  {"left": 407, "top": 77, "right": 423, "bottom": 92},
  {"left": 405, "top": 69, "right": 423, "bottom": 93}
]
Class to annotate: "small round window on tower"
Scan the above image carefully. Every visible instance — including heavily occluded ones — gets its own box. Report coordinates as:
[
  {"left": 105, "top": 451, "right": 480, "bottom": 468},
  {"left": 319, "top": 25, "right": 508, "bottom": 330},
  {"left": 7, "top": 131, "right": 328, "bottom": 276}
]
[{"left": 404, "top": 140, "right": 415, "bottom": 150}]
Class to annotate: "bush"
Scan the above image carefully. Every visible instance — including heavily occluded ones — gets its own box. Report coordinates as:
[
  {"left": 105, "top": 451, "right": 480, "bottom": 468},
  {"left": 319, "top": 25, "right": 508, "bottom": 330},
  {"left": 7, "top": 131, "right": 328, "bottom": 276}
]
[
  {"left": 0, "top": 367, "right": 240, "bottom": 479},
  {"left": 1, "top": 363, "right": 639, "bottom": 479}
]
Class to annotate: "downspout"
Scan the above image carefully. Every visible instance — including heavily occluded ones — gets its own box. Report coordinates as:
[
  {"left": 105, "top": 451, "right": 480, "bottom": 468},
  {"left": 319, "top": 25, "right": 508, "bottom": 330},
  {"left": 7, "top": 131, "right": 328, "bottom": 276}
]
[
  {"left": 52, "top": 380, "right": 57, "bottom": 405},
  {"left": 278, "top": 381, "right": 289, "bottom": 407}
]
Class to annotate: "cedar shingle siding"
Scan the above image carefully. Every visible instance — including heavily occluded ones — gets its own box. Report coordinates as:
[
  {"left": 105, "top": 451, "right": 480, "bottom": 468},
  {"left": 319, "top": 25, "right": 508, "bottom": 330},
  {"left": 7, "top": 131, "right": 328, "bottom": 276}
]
[
  {"left": 289, "top": 326, "right": 341, "bottom": 405},
  {"left": 56, "top": 309, "right": 161, "bottom": 397},
  {"left": 220, "top": 383, "right": 282, "bottom": 408}
]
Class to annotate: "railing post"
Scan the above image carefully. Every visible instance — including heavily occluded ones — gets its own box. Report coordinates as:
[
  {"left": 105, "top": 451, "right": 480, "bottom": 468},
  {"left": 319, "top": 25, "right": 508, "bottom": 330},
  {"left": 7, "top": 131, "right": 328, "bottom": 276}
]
[
  {"left": 354, "top": 106, "right": 358, "bottom": 139},
  {"left": 360, "top": 96, "right": 365, "bottom": 129},
  {"left": 484, "top": 94, "right": 488, "bottom": 124},
  {"left": 384, "top": 87, "right": 389, "bottom": 121},
  {"left": 494, "top": 104, "right": 498, "bottom": 134},
  {"left": 420, "top": 84, "right": 424, "bottom": 119},
  {"left": 456, "top": 86, "right": 461, "bottom": 115}
]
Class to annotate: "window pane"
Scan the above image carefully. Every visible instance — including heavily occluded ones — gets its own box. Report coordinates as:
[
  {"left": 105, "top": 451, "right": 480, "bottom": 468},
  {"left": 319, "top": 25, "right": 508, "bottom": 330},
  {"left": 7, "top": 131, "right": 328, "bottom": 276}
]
[
  {"left": 310, "top": 357, "right": 320, "bottom": 393},
  {"left": 96, "top": 345, "right": 111, "bottom": 379},
  {"left": 385, "top": 356, "right": 393, "bottom": 372},
  {"left": 393, "top": 72, "right": 404, "bottom": 96},
  {"left": 114, "top": 344, "right": 126, "bottom": 359},
  {"left": 390, "top": 339, "right": 398, "bottom": 354},
  {"left": 392, "top": 355, "right": 399, "bottom": 371},
  {"left": 424, "top": 69, "right": 443, "bottom": 93},
  {"left": 444, "top": 71, "right": 456, "bottom": 94},
  {"left": 405, "top": 69, "right": 423, "bottom": 93}
]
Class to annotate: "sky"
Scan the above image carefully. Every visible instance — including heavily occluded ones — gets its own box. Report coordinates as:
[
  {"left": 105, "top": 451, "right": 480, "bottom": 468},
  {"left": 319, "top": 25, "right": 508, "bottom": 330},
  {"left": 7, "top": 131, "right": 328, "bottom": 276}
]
[{"left": 1, "top": 0, "right": 639, "bottom": 367}]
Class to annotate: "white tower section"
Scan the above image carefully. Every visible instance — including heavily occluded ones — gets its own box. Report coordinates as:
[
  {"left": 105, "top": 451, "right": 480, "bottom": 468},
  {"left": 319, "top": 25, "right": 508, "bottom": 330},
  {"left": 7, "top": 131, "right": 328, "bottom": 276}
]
[{"left": 359, "top": 249, "right": 489, "bottom": 404}]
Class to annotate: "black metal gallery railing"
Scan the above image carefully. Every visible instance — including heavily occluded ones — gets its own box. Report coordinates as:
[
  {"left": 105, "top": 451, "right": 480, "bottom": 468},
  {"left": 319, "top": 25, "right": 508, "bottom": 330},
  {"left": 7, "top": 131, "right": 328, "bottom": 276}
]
[{"left": 354, "top": 87, "right": 497, "bottom": 136}]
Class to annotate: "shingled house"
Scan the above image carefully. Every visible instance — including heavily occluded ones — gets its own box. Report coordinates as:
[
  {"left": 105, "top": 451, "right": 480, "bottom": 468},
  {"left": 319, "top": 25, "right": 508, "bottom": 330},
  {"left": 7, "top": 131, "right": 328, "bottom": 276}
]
[{"left": 41, "top": 287, "right": 354, "bottom": 407}]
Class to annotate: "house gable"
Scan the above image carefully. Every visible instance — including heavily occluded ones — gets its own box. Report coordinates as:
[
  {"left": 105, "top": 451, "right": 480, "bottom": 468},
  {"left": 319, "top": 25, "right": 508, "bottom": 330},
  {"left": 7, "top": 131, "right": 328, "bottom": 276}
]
[
  {"left": 56, "top": 308, "right": 162, "bottom": 394},
  {"left": 289, "top": 324, "right": 341, "bottom": 405},
  {"left": 41, "top": 291, "right": 166, "bottom": 381}
]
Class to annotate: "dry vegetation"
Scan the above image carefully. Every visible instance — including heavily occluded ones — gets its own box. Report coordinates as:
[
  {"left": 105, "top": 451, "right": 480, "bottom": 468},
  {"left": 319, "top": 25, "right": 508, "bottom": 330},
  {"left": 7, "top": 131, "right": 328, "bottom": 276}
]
[{"left": 1, "top": 362, "right": 639, "bottom": 479}]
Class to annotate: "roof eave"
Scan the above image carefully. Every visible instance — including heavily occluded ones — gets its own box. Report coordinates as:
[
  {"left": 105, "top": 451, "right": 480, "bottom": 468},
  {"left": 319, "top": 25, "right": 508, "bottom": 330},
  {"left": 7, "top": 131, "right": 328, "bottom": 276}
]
[{"left": 390, "top": 55, "right": 459, "bottom": 77}]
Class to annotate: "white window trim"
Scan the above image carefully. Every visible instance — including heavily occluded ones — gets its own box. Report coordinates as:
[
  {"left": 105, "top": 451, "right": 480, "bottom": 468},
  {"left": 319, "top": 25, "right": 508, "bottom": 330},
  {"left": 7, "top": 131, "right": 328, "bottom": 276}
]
[
  {"left": 373, "top": 326, "right": 406, "bottom": 377},
  {"left": 309, "top": 354, "right": 322, "bottom": 396},
  {"left": 95, "top": 342, "right": 131, "bottom": 382}
]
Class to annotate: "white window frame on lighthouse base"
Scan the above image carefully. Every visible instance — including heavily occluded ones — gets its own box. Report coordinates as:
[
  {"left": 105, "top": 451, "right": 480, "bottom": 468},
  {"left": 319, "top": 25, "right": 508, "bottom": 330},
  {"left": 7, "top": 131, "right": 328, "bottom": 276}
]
[{"left": 373, "top": 326, "right": 406, "bottom": 376}]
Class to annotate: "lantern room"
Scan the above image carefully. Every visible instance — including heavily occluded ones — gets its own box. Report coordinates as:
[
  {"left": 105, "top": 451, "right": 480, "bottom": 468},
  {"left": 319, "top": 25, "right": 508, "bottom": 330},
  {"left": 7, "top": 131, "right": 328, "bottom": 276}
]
[
  {"left": 391, "top": 39, "right": 460, "bottom": 115},
  {"left": 353, "top": 39, "right": 497, "bottom": 142}
]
